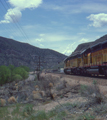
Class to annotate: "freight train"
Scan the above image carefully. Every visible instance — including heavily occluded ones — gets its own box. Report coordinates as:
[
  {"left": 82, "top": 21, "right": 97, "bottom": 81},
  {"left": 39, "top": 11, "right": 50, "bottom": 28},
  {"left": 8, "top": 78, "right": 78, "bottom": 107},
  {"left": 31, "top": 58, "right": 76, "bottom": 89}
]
[{"left": 64, "top": 40, "right": 107, "bottom": 77}]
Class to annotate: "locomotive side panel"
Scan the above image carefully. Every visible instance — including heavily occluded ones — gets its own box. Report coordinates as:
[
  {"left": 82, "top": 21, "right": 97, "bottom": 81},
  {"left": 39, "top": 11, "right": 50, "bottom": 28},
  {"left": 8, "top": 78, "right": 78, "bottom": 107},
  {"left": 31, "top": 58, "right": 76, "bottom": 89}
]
[
  {"left": 91, "top": 50, "right": 103, "bottom": 66},
  {"left": 102, "top": 48, "right": 107, "bottom": 63}
]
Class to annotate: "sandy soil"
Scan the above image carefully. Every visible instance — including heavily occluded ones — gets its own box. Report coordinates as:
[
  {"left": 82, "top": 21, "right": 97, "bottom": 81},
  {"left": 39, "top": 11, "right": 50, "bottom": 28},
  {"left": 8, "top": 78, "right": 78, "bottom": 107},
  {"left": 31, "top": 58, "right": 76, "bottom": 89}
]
[
  {"left": 33, "top": 72, "right": 107, "bottom": 112},
  {"left": 45, "top": 73, "right": 107, "bottom": 96}
]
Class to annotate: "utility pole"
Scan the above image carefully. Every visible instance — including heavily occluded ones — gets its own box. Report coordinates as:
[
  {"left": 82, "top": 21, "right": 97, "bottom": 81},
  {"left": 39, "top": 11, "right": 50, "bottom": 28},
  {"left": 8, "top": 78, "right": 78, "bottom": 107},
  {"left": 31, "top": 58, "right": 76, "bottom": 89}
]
[
  {"left": 35, "top": 55, "right": 60, "bottom": 79},
  {"left": 35, "top": 56, "right": 45, "bottom": 80}
]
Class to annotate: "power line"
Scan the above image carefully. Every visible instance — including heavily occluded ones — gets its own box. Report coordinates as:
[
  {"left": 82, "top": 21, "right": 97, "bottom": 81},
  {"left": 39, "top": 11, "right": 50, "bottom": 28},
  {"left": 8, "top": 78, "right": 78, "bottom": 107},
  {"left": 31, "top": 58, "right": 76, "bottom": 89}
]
[
  {"left": 4, "top": 0, "right": 30, "bottom": 41},
  {"left": 0, "top": 0, "right": 31, "bottom": 43},
  {"left": 0, "top": 0, "right": 22, "bottom": 37},
  {"left": 0, "top": 1, "right": 16, "bottom": 35},
  {"left": 0, "top": 0, "right": 33, "bottom": 66}
]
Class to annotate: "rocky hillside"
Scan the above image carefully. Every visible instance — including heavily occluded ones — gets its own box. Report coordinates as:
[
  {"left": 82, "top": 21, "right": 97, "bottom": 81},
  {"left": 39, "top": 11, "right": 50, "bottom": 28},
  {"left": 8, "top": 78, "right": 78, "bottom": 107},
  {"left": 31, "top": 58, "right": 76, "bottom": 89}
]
[
  {"left": 71, "top": 34, "right": 107, "bottom": 56},
  {"left": 0, "top": 36, "right": 66, "bottom": 70}
]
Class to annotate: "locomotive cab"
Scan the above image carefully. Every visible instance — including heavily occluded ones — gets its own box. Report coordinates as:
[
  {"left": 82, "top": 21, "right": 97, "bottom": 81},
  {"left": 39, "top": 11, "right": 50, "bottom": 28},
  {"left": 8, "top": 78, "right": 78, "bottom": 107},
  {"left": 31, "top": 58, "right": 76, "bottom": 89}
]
[{"left": 64, "top": 39, "right": 107, "bottom": 77}]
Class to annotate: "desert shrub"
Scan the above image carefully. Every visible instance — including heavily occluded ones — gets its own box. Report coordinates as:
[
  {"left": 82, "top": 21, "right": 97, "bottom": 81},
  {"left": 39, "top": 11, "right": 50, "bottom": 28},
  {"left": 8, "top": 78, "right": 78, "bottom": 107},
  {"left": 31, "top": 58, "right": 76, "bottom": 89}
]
[
  {"left": 45, "top": 75, "right": 59, "bottom": 85},
  {"left": 49, "top": 82, "right": 53, "bottom": 88},
  {"left": 48, "top": 109, "right": 57, "bottom": 118},
  {"left": 0, "top": 106, "right": 9, "bottom": 119},
  {"left": 35, "top": 76, "right": 50, "bottom": 90},
  {"left": 93, "top": 80, "right": 97, "bottom": 85},
  {"left": 56, "top": 80, "right": 67, "bottom": 91},
  {"left": 94, "top": 92, "right": 104, "bottom": 104},
  {"left": 34, "top": 111, "right": 48, "bottom": 120},
  {"left": 79, "top": 84, "right": 88, "bottom": 95},
  {"left": 77, "top": 113, "right": 95, "bottom": 120},
  {"left": 79, "top": 84, "right": 105, "bottom": 105},
  {"left": 63, "top": 103, "right": 78, "bottom": 108},
  {"left": 22, "top": 104, "right": 34, "bottom": 117},
  {"left": 8, "top": 96, "right": 17, "bottom": 104},
  {"left": 0, "top": 98, "right": 6, "bottom": 106},
  {"left": 79, "top": 84, "right": 99, "bottom": 97},
  {"left": 80, "top": 84, "right": 98, "bottom": 96},
  {"left": 54, "top": 111, "right": 67, "bottom": 120},
  {"left": 11, "top": 104, "right": 21, "bottom": 116},
  {"left": 18, "top": 93, "right": 27, "bottom": 102},
  {"left": 34, "top": 74, "right": 59, "bottom": 99},
  {"left": 53, "top": 102, "right": 79, "bottom": 115},
  {"left": 93, "top": 103, "right": 107, "bottom": 115},
  {"left": 24, "top": 111, "right": 49, "bottom": 120},
  {"left": 47, "top": 104, "right": 68, "bottom": 120}
]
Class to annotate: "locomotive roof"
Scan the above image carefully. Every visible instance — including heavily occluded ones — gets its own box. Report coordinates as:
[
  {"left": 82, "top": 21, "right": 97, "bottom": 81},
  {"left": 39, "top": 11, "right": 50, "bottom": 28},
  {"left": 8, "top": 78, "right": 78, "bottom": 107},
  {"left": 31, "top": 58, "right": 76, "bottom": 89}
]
[
  {"left": 102, "top": 40, "right": 107, "bottom": 44},
  {"left": 90, "top": 42, "right": 102, "bottom": 48},
  {"left": 64, "top": 36, "right": 107, "bottom": 62}
]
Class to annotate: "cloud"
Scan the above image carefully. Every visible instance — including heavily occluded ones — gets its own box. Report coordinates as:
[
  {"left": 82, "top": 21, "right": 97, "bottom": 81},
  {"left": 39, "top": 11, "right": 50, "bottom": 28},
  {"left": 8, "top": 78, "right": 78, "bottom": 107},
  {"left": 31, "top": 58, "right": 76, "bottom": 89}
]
[
  {"left": 41, "top": 2, "right": 107, "bottom": 14},
  {"left": 79, "top": 38, "right": 89, "bottom": 43},
  {"left": 32, "top": 33, "right": 72, "bottom": 42},
  {"left": 87, "top": 13, "right": 107, "bottom": 27},
  {"left": 39, "top": 43, "right": 44, "bottom": 47},
  {"left": 35, "top": 38, "right": 43, "bottom": 42},
  {"left": 78, "top": 32, "right": 86, "bottom": 35},
  {"left": 42, "top": 34, "right": 72, "bottom": 42},
  {"left": 0, "top": 8, "right": 22, "bottom": 24},
  {"left": 28, "top": 38, "right": 44, "bottom": 47},
  {"left": 10, "top": 36, "right": 14, "bottom": 39},
  {"left": 62, "top": 42, "right": 76, "bottom": 55},
  {"left": 0, "top": 0, "right": 42, "bottom": 24},
  {"left": 39, "top": 34, "right": 45, "bottom": 37},
  {"left": 8, "top": 0, "right": 42, "bottom": 10}
]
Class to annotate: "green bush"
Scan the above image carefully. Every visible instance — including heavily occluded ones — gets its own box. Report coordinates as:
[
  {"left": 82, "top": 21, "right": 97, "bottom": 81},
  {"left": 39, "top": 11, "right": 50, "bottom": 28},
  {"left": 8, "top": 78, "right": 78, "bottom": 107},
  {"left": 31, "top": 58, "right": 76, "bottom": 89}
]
[
  {"left": 20, "top": 66, "right": 29, "bottom": 72},
  {"left": 13, "top": 67, "right": 28, "bottom": 80},
  {"left": 13, "top": 74, "right": 22, "bottom": 81},
  {"left": 8, "top": 64, "right": 15, "bottom": 81},
  {"left": 0, "top": 65, "right": 11, "bottom": 85},
  {"left": 0, "top": 65, "right": 29, "bottom": 85}
]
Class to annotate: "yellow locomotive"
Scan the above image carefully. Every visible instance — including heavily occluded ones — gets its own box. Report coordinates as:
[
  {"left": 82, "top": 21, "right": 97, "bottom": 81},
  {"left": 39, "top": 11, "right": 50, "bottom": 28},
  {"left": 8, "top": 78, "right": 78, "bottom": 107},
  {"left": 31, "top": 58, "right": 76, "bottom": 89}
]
[{"left": 64, "top": 41, "right": 107, "bottom": 76}]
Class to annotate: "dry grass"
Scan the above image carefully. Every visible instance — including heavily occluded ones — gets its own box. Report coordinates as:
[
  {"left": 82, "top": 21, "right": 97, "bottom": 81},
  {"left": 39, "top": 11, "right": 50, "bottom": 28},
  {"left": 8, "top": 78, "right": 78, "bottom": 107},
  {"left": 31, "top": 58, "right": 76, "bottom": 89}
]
[
  {"left": 0, "top": 98, "right": 6, "bottom": 106},
  {"left": 8, "top": 96, "right": 17, "bottom": 104}
]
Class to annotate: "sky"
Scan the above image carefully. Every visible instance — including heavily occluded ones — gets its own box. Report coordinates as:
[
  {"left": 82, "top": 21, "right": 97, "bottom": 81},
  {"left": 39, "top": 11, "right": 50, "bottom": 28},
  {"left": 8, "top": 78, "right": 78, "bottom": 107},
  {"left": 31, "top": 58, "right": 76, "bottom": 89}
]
[{"left": 0, "top": 0, "right": 107, "bottom": 56}]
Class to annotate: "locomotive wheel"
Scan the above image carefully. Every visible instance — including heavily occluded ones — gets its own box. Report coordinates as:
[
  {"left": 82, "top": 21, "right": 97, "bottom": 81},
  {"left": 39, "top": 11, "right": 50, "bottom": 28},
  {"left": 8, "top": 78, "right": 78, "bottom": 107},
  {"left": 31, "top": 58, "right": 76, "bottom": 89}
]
[
  {"left": 81, "top": 69, "right": 84, "bottom": 75},
  {"left": 83, "top": 69, "right": 87, "bottom": 76},
  {"left": 104, "top": 69, "right": 107, "bottom": 78}
]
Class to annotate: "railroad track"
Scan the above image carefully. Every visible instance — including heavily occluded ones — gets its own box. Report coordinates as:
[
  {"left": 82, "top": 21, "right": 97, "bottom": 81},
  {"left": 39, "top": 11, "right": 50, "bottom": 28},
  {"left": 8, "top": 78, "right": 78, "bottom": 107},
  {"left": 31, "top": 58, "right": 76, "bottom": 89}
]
[{"left": 47, "top": 72, "right": 107, "bottom": 86}]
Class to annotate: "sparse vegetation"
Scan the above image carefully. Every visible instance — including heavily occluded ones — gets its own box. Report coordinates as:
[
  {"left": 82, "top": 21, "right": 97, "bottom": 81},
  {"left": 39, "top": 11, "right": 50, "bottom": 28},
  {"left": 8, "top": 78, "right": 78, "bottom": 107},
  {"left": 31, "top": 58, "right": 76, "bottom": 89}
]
[
  {"left": 22, "top": 104, "right": 34, "bottom": 117},
  {"left": 76, "top": 113, "right": 95, "bottom": 120},
  {"left": 0, "top": 72, "right": 107, "bottom": 119},
  {"left": 8, "top": 96, "right": 17, "bottom": 104},
  {"left": 0, "top": 98, "right": 6, "bottom": 106},
  {"left": 79, "top": 82, "right": 105, "bottom": 106}
]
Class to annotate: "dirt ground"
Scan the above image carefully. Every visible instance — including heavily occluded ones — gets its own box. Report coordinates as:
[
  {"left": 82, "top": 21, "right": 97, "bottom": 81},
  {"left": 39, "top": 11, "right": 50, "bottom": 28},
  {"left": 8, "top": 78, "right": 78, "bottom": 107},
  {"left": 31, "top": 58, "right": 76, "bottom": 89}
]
[
  {"left": 45, "top": 73, "right": 107, "bottom": 96},
  {"left": 33, "top": 72, "right": 107, "bottom": 113}
]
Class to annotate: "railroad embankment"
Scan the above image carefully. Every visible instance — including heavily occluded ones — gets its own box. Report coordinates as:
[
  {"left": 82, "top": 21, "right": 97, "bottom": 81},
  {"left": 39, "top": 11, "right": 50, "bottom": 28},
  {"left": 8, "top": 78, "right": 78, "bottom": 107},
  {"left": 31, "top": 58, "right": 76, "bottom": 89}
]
[{"left": 0, "top": 72, "right": 107, "bottom": 120}]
